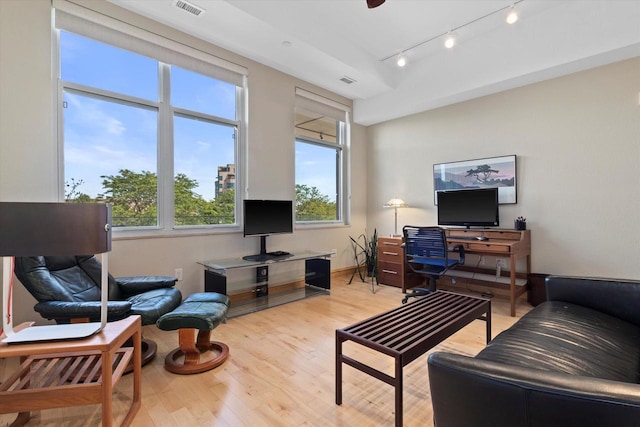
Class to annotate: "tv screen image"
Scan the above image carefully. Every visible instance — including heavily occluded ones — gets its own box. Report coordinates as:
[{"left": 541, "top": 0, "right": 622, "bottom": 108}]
[
  {"left": 437, "top": 188, "right": 499, "bottom": 228},
  {"left": 243, "top": 200, "right": 293, "bottom": 261},
  {"left": 243, "top": 199, "right": 293, "bottom": 236}
]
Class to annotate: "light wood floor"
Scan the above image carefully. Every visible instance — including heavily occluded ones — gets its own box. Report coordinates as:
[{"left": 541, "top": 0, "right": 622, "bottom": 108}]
[{"left": 0, "top": 276, "right": 531, "bottom": 426}]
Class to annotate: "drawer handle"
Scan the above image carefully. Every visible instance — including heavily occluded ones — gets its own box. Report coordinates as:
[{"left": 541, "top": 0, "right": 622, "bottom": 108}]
[
  {"left": 382, "top": 251, "right": 399, "bottom": 256},
  {"left": 382, "top": 269, "right": 398, "bottom": 275},
  {"left": 383, "top": 242, "right": 400, "bottom": 246}
]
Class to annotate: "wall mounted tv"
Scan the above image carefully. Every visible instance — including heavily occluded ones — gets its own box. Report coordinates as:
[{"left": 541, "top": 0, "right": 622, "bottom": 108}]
[
  {"left": 243, "top": 199, "right": 293, "bottom": 261},
  {"left": 437, "top": 188, "right": 499, "bottom": 228}
]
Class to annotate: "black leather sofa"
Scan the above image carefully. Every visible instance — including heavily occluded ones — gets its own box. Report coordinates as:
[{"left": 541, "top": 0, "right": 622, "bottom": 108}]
[{"left": 428, "top": 276, "right": 640, "bottom": 427}]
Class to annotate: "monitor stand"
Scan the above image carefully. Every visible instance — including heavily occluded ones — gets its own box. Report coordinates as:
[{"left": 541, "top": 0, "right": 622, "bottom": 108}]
[{"left": 243, "top": 236, "right": 272, "bottom": 262}]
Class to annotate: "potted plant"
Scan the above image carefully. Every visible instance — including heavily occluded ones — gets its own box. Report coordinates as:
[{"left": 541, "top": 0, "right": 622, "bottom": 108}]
[{"left": 349, "top": 229, "right": 378, "bottom": 282}]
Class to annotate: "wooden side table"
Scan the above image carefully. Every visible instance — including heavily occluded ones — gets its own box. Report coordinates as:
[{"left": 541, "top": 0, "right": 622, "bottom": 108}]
[{"left": 0, "top": 316, "right": 142, "bottom": 426}]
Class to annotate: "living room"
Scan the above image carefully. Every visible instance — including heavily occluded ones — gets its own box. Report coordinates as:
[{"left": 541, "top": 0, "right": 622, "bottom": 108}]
[{"left": 1, "top": 0, "right": 639, "bottom": 425}]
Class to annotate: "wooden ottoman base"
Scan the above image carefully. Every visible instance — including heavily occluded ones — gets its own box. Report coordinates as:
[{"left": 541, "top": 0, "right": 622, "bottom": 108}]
[
  {"left": 164, "top": 328, "right": 229, "bottom": 375},
  {"left": 156, "top": 292, "right": 230, "bottom": 374}
]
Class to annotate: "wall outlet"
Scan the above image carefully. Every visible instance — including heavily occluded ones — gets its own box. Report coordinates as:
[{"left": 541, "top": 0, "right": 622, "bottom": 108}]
[
  {"left": 330, "top": 248, "right": 337, "bottom": 257},
  {"left": 174, "top": 268, "right": 183, "bottom": 281}
]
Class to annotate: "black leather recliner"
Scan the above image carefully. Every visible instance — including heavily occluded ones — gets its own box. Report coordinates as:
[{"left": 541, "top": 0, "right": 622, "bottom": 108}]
[{"left": 14, "top": 255, "right": 182, "bottom": 364}]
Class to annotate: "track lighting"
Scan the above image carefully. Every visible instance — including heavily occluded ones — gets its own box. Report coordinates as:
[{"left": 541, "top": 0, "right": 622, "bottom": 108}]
[
  {"left": 506, "top": 5, "right": 519, "bottom": 24},
  {"left": 396, "top": 53, "right": 407, "bottom": 67},
  {"left": 444, "top": 32, "right": 457, "bottom": 49},
  {"left": 380, "top": 0, "right": 525, "bottom": 67}
]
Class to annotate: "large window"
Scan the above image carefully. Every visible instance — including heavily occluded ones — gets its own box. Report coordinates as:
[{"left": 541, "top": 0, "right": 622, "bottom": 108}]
[
  {"left": 294, "top": 89, "right": 350, "bottom": 223},
  {"left": 57, "top": 18, "right": 244, "bottom": 232}
]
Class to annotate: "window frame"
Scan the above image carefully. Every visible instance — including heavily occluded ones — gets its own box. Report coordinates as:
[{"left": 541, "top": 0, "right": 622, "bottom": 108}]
[
  {"left": 54, "top": 12, "right": 247, "bottom": 237},
  {"left": 294, "top": 90, "right": 350, "bottom": 227}
]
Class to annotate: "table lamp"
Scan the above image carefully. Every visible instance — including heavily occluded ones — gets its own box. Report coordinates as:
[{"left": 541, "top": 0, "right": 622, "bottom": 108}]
[
  {"left": 384, "top": 198, "right": 408, "bottom": 237},
  {"left": 0, "top": 202, "right": 111, "bottom": 344}
]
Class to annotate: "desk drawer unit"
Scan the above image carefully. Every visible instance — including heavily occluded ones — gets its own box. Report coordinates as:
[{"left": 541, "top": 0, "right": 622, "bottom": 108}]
[
  {"left": 467, "top": 243, "right": 511, "bottom": 253},
  {"left": 377, "top": 237, "right": 422, "bottom": 291}
]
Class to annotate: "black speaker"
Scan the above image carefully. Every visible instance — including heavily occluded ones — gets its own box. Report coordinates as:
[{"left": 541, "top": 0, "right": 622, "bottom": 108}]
[
  {"left": 256, "top": 284, "right": 268, "bottom": 297},
  {"left": 256, "top": 265, "right": 268, "bottom": 283}
]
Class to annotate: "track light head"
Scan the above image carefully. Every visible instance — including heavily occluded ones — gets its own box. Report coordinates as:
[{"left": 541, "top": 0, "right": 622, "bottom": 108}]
[
  {"left": 506, "top": 5, "right": 519, "bottom": 24},
  {"left": 396, "top": 53, "right": 407, "bottom": 67},
  {"left": 444, "top": 32, "right": 457, "bottom": 49}
]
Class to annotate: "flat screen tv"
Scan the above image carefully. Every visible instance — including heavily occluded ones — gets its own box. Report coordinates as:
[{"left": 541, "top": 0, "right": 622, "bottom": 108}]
[
  {"left": 243, "top": 199, "right": 293, "bottom": 261},
  {"left": 437, "top": 188, "right": 499, "bottom": 228}
]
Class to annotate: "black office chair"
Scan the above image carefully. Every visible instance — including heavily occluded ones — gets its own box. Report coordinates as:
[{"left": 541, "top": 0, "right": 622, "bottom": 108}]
[
  {"left": 401, "top": 226, "right": 465, "bottom": 303},
  {"left": 14, "top": 255, "right": 183, "bottom": 365}
]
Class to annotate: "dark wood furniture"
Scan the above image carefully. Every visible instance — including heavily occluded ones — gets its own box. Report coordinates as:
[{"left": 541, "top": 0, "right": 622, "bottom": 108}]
[
  {"left": 335, "top": 291, "right": 491, "bottom": 427},
  {"left": 445, "top": 228, "right": 531, "bottom": 316},
  {"left": 0, "top": 316, "right": 142, "bottom": 427},
  {"left": 377, "top": 236, "right": 423, "bottom": 292}
]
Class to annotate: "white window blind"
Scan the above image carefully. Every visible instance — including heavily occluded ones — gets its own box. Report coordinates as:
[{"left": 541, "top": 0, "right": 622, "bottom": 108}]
[
  {"left": 54, "top": 1, "right": 247, "bottom": 86},
  {"left": 295, "top": 87, "right": 350, "bottom": 123}
]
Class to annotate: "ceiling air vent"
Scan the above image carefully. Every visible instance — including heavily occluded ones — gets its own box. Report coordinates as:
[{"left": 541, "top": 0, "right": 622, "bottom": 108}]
[
  {"left": 340, "top": 76, "right": 356, "bottom": 85},
  {"left": 172, "top": 0, "right": 206, "bottom": 17}
]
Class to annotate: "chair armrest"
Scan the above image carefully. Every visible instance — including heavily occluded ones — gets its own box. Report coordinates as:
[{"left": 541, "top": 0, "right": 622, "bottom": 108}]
[
  {"left": 33, "top": 301, "right": 132, "bottom": 322},
  {"left": 116, "top": 276, "right": 178, "bottom": 296},
  {"left": 546, "top": 276, "right": 640, "bottom": 326},
  {"left": 428, "top": 352, "right": 640, "bottom": 427}
]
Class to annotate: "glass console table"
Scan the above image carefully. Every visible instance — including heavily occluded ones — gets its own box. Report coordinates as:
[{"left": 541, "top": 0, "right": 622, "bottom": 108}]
[{"left": 199, "top": 251, "right": 331, "bottom": 318}]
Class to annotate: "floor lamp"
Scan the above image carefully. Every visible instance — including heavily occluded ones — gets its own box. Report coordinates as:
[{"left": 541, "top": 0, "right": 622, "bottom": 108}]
[
  {"left": 384, "top": 198, "right": 408, "bottom": 237},
  {"left": 0, "top": 202, "right": 112, "bottom": 344}
]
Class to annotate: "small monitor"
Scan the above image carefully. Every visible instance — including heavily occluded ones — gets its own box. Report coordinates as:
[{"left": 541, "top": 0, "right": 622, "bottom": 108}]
[
  {"left": 437, "top": 188, "right": 499, "bottom": 228},
  {"left": 243, "top": 199, "right": 293, "bottom": 237},
  {"left": 243, "top": 200, "right": 293, "bottom": 261}
]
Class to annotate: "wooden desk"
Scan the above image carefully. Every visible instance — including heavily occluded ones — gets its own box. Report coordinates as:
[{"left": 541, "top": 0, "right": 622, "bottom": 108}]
[
  {"left": 0, "top": 316, "right": 142, "bottom": 426},
  {"left": 336, "top": 291, "right": 491, "bottom": 427},
  {"left": 445, "top": 228, "right": 531, "bottom": 317}
]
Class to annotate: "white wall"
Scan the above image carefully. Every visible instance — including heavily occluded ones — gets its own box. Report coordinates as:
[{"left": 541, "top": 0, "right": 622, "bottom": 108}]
[
  {"left": 0, "top": 0, "right": 368, "bottom": 324},
  {"left": 367, "top": 58, "right": 640, "bottom": 279}
]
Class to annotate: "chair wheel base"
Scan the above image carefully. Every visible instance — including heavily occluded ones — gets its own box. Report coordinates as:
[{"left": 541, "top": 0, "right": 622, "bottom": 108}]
[
  {"left": 123, "top": 337, "right": 156, "bottom": 374},
  {"left": 402, "top": 287, "right": 435, "bottom": 304}
]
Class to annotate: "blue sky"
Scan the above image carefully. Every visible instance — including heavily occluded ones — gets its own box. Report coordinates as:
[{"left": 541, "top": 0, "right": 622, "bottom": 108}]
[{"left": 61, "top": 31, "right": 334, "bottom": 202}]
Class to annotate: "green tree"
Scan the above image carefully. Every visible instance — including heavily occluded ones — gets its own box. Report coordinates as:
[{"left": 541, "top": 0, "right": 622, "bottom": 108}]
[
  {"left": 100, "top": 169, "right": 236, "bottom": 226},
  {"left": 209, "top": 188, "right": 235, "bottom": 224},
  {"left": 174, "top": 173, "right": 209, "bottom": 225},
  {"left": 100, "top": 169, "right": 157, "bottom": 226},
  {"left": 465, "top": 164, "right": 498, "bottom": 184},
  {"left": 295, "top": 184, "right": 336, "bottom": 221},
  {"left": 65, "top": 178, "right": 93, "bottom": 203}
]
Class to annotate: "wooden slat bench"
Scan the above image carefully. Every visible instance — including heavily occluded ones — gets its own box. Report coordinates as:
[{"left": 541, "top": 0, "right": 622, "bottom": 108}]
[{"left": 335, "top": 291, "right": 491, "bottom": 427}]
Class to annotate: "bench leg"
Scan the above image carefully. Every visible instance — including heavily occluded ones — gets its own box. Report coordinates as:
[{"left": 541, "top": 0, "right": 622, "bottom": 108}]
[
  {"left": 164, "top": 328, "right": 229, "bottom": 375},
  {"left": 395, "top": 357, "right": 403, "bottom": 427},
  {"left": 336, "top": 332, "right": 343, "bottom": 405}
]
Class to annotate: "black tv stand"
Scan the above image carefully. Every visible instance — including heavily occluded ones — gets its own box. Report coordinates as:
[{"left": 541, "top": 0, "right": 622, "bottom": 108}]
[
  {"left": 242, "top": 235, "right": 294, "bottom": 261},
  {"left": 242, "top": 254, "right": 271, "bottom": 262},
  {"left": 200, "top": 251, "right": 332, "bottom": 317}
]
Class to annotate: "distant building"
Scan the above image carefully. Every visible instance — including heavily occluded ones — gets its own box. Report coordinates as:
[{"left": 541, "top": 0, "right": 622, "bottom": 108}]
[{"left": 216, "top": 164, "right": 235, "bottom": 197}]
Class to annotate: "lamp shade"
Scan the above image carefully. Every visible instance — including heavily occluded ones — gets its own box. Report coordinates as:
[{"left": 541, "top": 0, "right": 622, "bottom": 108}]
[
  {"left": 0, "top": 202, "right": 112, "bottom": 256},
  {"left": 384, "top": 198, "right": 408, "bottom": 208}
]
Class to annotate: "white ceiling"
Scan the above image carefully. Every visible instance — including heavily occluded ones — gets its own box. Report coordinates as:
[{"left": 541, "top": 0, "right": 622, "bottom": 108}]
[{"left": 110, "top": 0, "right": 640, "bottom": 125}]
